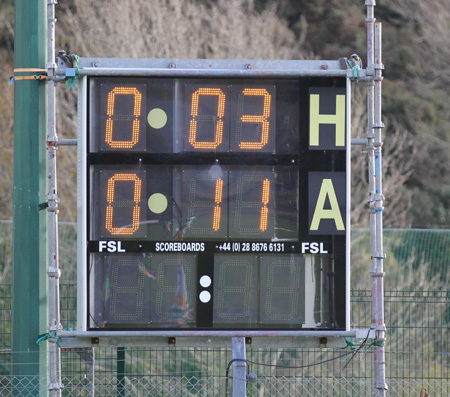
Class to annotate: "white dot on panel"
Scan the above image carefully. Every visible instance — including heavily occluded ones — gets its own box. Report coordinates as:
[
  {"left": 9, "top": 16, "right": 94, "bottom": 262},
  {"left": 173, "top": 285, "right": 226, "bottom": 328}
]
[
  {"left": 148, "top": 193, "right": 168, "bottom": 214},
  {"left": 147, "top": 108, "right": 167, "bottom": 129},
  {"left": 199, "top": 290, "right": 211, "bottom": 303},
  {"left": 199, "top": 275, "right": 211, "bottom": 288}
]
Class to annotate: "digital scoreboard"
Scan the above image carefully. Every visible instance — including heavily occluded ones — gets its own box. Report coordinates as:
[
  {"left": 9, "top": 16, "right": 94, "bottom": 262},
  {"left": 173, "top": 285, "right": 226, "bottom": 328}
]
[{"left": 79, "top": 65, "right": 350, "bottom": 332}]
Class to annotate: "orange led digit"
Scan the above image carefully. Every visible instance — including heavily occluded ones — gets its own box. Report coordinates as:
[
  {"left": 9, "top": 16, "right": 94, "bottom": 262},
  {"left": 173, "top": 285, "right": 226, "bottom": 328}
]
[
  {"left": 260, "top": 178, "right": 270, "bottom": 231},
  {"left": 105, "top": 173, "right": 142, "bottom": 235},
  {"left": 105, "top": 87, "right": 142, "bottom": 149},
  {"left": 239, "top": 88, "right": 271, "bottom": 150},
  {"left": 213, "top": 178, "right": 223, "bottom": 231},
  {"left": 189, "top": 88, "right": 226, "bottom": 149}
]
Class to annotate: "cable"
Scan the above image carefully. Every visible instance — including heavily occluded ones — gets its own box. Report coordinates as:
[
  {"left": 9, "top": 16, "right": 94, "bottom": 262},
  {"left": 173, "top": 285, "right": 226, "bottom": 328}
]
[
  {"left": 342, "top": 327, "right": 372, "bottom": 370},
  {"left": 224, "top": 350, "right": 354, "bottom": 394},
  {"left": 225, "top": 358, "right": 249, "bottom": 395},
  {"left": 224, "top": 329, "right": 375, "bottom": 394}
]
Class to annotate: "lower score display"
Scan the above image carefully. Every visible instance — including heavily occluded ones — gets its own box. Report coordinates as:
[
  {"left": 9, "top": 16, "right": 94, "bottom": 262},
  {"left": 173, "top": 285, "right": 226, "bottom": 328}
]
[
  {"left": 91, "top": 165, "right": 298, "bottom": 241},
  {"left": 212, "top": 254, "right": 305, "bottom": 326},
  {"left": 89, "top": 253, "right": 329, "bottom": 329},
  {"left": 91, "top": 253, "right": 197, "bottom": 327}
]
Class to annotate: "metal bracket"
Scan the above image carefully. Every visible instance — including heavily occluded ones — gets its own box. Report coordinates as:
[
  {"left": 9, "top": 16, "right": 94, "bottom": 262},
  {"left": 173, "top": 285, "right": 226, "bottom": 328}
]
[
  {"left": 46, "top": 193, "right": 59, "bottom": 202},
  {"left": 48, "top": 324, "right": 62, "bottom": 332},
  {"left": 46, "top": 61, "right": 57, "bottom": 70},
  {"left": 369, "top": 271, "right": 386, "bottom": 277},
  {"left": 376, "top": 382, "right": 389, "bottom": 391},
  {"left": 375, "top": 324, "right": 387, "bottom": 332},
  {"left": 47, "top": 266, "right": 61, "bottom": 278},
  {"left": 46, "top": 136, "right": 58, "bottom": 146},
  {"left": 75, "top": 347, "right": 94, "bottom": 365},
  {"left": 46, "top": 194, "right": 60, "bottom": 213},
  {"left": 373, "top": 122, "right": 385, "bottom": 129},
  {"left": 47, "top": 382, "right": 64, "bottom": 392},
  {"left": 365, "top": 67, "right": 375, "bottom": 78}
]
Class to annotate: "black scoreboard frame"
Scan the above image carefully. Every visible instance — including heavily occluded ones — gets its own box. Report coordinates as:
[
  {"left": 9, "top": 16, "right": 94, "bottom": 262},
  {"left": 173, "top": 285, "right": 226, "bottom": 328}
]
[{"left": 77, "top": 59, "right": 351, "bottom": 333}]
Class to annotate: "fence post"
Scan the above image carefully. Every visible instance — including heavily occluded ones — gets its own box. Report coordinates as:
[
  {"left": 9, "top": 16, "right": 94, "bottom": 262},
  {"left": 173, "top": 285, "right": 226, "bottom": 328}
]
[
  {"left": 232, "top": 337, "right": 247, "bottom": 397},
  {"left": 117, "top": 347, "right": 125, "bottom": 397}
]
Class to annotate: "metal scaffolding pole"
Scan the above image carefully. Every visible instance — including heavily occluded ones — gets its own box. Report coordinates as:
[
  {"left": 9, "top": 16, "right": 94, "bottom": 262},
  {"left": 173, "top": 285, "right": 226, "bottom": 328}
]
[
  {"left": 47, "top": 0, "right": 63, "bottom": 395},
  {"left": 366, "top": 1, "right": 387, "bottom": 395},
  {"left": 372, "top": 22, "right": 387, "bottom": 396}
]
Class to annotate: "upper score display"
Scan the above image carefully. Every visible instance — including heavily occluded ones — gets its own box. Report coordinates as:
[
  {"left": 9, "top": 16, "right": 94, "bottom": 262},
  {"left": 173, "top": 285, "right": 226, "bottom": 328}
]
[
  {"left": 184, "top": 84, "right": 275, "bottom": 152},
  {"left": 89, "top": 79, "right": 284, "bottom": 154}
]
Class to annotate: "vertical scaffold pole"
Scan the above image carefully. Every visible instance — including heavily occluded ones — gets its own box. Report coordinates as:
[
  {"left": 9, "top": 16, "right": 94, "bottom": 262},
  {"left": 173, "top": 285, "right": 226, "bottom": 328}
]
[
  {"left": 372, "top": 22, "right": 387, "bottom": 396},
  {"left": 47, "top": 0, "right": 63, "bottom": 396},
  {"left": 366, "top": 0, "right": 387, "bottom": 395}
]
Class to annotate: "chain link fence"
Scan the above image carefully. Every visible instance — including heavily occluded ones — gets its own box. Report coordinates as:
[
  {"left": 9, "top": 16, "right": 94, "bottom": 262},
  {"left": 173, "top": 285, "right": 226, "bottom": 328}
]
[{"left": 0, "top": 221, "right": 448, "bottom": 395}]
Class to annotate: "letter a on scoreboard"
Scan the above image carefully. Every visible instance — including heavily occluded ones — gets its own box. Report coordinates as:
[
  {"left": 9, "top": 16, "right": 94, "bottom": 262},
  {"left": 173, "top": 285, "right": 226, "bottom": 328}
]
[{"left": 308, "top": 172, "right": 346, "bottom": 235}]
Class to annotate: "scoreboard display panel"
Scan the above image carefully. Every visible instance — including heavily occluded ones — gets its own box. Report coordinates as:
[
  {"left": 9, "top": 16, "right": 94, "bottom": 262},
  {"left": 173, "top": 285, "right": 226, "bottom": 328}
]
[{"left": 80, "top": 72, "right": 350, "bottom": 331}]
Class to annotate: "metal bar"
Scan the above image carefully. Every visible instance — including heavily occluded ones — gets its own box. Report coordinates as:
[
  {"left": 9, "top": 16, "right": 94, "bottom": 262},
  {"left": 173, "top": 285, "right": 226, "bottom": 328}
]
[
  {"left": 57, "top": 329, "right": 370, "bottom": 338},
  {"left": 56, "top": 139, "right": 77, "bottom": 146},
  {"left": 351, "top": 138, "right": 368, "bottom": 145},
  {"left": 78, "top": 57, "right": 340, "bottom": 66},
  {"left": 71, "top": 57, "right": 347, "bottom": 70},
  {"left": 365, "top": 2, "right": 384, "bottom": 397},
  {"left": 77, "top": 77, "right": 89, "bottom": 332},
  {"left": 373, "top": 22, "right": 387, "bottom": 396},
  {"left": 46, "top": 0, "right": 62, "bottom": 396},
  {"left": 58, "top": 336, "right": 364, "bottom": 349},
  {"left": 74, "top": 67, "right": 355, "bottom": 78},
  {"left": 232, "top": 337, "right": 247, "bottom": 397},
  {"left": 56, "top": 56, "right": 367, "bottom": 78},
  {"left": 57, "top": 329, "right": 375, "bottom": 349}
]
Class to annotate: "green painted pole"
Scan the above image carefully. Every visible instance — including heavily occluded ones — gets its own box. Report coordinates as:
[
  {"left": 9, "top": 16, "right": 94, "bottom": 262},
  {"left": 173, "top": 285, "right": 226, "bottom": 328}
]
[
  {"left": 117, "top": 347, "right": 125, "bottom": 397},
  {"left": 12, "top": 0, "right": 48, "bottom": 393}
]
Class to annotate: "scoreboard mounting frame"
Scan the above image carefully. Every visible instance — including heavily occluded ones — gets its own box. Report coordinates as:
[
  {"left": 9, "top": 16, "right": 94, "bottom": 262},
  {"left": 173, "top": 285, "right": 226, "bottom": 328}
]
[{"left": 77, "top": 58, "right": 351, "bottom": 334}]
